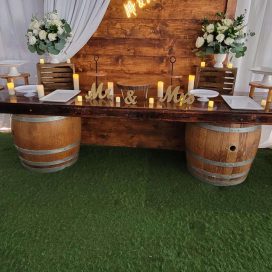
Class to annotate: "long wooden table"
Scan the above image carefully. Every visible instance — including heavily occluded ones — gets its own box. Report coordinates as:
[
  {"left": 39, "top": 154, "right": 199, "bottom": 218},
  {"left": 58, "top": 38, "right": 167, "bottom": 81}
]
[{"left": 1, "top": 89, "right": 271, "bottom": 185}]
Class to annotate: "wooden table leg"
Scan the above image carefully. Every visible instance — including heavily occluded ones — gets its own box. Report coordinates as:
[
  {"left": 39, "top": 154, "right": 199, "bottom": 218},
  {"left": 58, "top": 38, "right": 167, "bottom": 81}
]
[
  {"left": 249, "top": 85, "right": 255, "bottom": 98},
  {"left": 265, "top": 89, "right": 272, "bottom": 112},
  {"left": 24, "top": 76, "right": 29, "bottom": 85}
]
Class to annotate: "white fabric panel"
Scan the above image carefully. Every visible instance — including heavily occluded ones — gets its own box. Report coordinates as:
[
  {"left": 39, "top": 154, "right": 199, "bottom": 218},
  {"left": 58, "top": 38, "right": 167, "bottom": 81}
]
[
  {"left": 44, "top": 0, "right": 110, "bottom": 62},
  {"left": 0, "top": 0, "right": 44, "bottom": 131},
  {"left": 234, "top": 0, "right": 272, "bottom": 148}
]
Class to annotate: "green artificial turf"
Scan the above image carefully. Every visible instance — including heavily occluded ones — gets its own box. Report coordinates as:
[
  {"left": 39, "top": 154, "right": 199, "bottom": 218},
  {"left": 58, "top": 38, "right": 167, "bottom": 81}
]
[{"left": 0, "top": 133, "right": 272, "bottom": 272}]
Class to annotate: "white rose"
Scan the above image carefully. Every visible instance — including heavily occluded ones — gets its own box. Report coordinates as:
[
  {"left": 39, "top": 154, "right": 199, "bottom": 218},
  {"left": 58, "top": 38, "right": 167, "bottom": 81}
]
[
  {"left": 203, "top": 32, "right": 208, "bottom": 39},
  {"left": 217, "top": 25, "right": 228, "bottom": 33},
  {"left": 206, "top": 24, "right": 215, "bottom": 33},
  {"left": 222, "top": 19, "right": 233, "bottom": 27},
  {"left": 49, "top": 12, "right": 59, "bottom": 20},
  {"left": 225, "top": 37, "right": 234, "bottom": 45},
  {"left": 39, "top": 30, "right": 47, "bottom": 40},
  {"left": 48, "top": 33, "right": 57, "bottom": 41},
  {"left": 30, "top": 20, "right": 41, "bottom": 30},
  {"left": 207, "top": 34, "right": 214, "bottom": 43},
  {"left": 195, "top": 36, "right": 205, "bottom": 48},
  {"left": 33, "top": 29, "right": 39, "bottom": 35},
  {"left": 57, "top": 27, "right": 64, "bottom": 35},
  {"left": 29, "top": 36, "right": 37, "bottom": 45},
  {"left": 51, "top": 19, "right": 62, "bottom": 27},
  {"left": 216, "top": 34, "right": 225, "bottom": 43}
]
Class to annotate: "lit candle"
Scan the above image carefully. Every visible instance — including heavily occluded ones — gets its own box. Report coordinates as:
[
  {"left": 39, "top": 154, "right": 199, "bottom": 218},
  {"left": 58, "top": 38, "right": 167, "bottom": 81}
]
[
  {"left": 77, "top": 95, "right": 82, "bottom": 102},
  {"left": 39, "top": 58, "right": 45, "bottom": 64},
  {"left": 149, "top": 98, "right": 154, "bottom": 104},
  {"left": 7, "top": 82, "right": 15, "bottom": 96},
  {"left": 261, "top": 99, "right": 267, "bottom": 107},
  {"left": 73, "top": 74, "right": 80, "bottom": 90},
  {"left": 157, "top": 81, "right": 164, "bottom": 98},
  {"left": 116, "top": 96, "right": 121, "bottom": 103},
  {"left": 188, "top": 75, "right": 195, "bottom": 92},
  {"left": 227, "top": 63, "right": 233, "bottom": 68},
  {"left": 37, "top": 85, "right": 44, "bottom": 98},
  {"left": 200, "top": 61, "right": 206, "bottom": 68},
  {"left": 67, "top": 59, "right": 71, "bottom": 64},
  {"left": 208, "top": 100, "right": 214, "bottom": 108},
  {"left": 108, "top": 82, "right": 114, "bottom": 96}
]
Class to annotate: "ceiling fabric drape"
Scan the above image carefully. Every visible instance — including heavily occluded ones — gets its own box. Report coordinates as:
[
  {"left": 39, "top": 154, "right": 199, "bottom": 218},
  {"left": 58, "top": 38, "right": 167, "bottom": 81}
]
[{"left": 44, "top": 0, "right": 110, "bottom": 62}]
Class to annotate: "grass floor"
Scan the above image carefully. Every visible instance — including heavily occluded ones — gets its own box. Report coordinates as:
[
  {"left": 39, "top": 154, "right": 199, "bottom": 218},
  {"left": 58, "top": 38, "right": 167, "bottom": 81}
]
[{"left": 0, "top": 133, "right": 272, "bottom": 271}]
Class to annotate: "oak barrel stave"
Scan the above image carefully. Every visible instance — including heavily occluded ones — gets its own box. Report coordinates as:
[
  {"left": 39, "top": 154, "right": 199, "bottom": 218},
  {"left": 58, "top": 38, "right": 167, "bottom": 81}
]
[
  {"left": 11, "top": 115, "right": 81, "bottom": 173},
  {"left": 185, "top": 123, "right": 261, "bottom": 186}
]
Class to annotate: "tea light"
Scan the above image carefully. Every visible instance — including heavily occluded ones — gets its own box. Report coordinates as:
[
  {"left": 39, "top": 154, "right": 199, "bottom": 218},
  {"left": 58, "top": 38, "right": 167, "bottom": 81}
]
[
  {"left": 208, "top": 100, "right": 214, "bottom": 108},
  {"left": 157, "top": 81, "right": 164, "bottom": 98},
  {"left": 67, "top": 59, "right": 71, "bottom": 64},
  {"left": 116, "top": 96, "right": 121, "bottom": 103},
  {"left": 200, "top": 61, "right": 206, "bottom": 68},
  {"left": 39, "top": 58, "right": 45, "bottom": 64},
  {"left": 261, "top": 99, "right": 267, "bottom": 107},
  {"left": 149, "top": 97, "right": 154, "bottom": 104},
  {"left": 73, "top": 74, "right": 80, "bottom": 90},
  {"left": 77, "top": 95, "right": 83, "bottom": 102},
  {"left": 188, "top": 75, "right": 195, "bottom": 92},
  {"left": 37, "top": 85, "right": 44, "bottom": 98},
  {"left": 7, "top": 82, "right": 15, "bottom": 96},
  {"left": 227, "top": 63, "right": 233, "bottom": 68},
  {"left": 108, "top": 82, "right": 114, "bottom": 96}
]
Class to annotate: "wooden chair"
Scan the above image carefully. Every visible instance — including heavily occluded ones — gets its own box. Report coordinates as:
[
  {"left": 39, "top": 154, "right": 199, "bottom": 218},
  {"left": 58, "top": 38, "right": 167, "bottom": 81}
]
[
  {"left": 195, "top": 67, "right": 237, "bottom": 94},
  {"left": 37, "top": 63, "right": 75, "bottom": 92}
]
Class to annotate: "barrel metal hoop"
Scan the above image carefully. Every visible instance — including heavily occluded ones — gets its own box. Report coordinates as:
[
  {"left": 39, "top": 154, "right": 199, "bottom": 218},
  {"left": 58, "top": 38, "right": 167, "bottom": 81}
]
[
  {"left": 187, "top": 150, "right": 254, "bottom": 168},
  {"left": 12, "top": 115, "right": 67, "bottom": 123},
  {"left": 20, "top": 157, "right": 78, "bottom": 173},
  {"left": 15, "top": 142, "right": 80, "bottom": 155},
  {"left": 196, "top": 123, "right": 261, "bottom": 133},
  {"left": 19, "top": 153, "right": 78, "bottom": 167},
  {"left": 188, "top": 165, "right": 249, "bottom": 180}
]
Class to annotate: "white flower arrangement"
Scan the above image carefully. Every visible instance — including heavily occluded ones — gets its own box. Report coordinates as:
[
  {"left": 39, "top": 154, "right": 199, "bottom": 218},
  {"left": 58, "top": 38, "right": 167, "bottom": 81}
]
[
  {"left": 193, "top": 11, "right": 255, "bottom": 58},
  {"left": 26, "top": 11, "right": 72, "bottom": 55}
]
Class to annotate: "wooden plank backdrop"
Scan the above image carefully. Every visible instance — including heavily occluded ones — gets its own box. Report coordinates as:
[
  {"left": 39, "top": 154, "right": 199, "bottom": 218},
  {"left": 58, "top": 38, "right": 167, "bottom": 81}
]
[
  {"left": 73, "top": 0, "right": 232, "bottom": 91},
  {"left": 73, "top": 0, "right": 237, "bottom": 150}
]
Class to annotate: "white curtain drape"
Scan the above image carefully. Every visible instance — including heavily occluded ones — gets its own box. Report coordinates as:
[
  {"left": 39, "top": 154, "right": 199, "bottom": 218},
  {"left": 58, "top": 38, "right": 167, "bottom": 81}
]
[
  {"left": 44, "top": 0, "right": 110, "bottom": 62},
  {"left": 234, "top": 0, "right": 272, "bottom": 148},
  {"left": 0, "top": 0, "right": 43, "bottom": 131}
]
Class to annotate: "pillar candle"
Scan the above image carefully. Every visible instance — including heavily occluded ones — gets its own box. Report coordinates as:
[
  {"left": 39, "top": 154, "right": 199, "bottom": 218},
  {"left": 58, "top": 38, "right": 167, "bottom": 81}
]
[
  {"left": 261, "top": 99, "right": 267, "bottom": 107},
  {"left": 73, "top": 74, "right": 80, "bottom": 90},
  {"left": 7, "top": 82, "right": 15, "bottom": 95},
  {"left": 108, "top": 82, "right": 114, "bottom": 96},
  {"left": 188, "top": 75, "right": 195, "bottom": 92},
  {"left": 157, "top": 81, "right": 164, "bottom": 98},
  {"left": 37, "top": 85, "right": 45, "bottom": 98},
  {"left": 67, "top": 59, "right": 71, "bottom": 64},
  {"left": 39, "top": 58, "right": 45, "bottom": 64},
  {"left": 149, "top": 98, "right": 154, "bottom": 104},
  {"left": 227, "top": 63, "right": 233, "bottom": 68},
  {"left": 115, "top": 96, "right": 121, "bottom": 103},
  {"left": 200, "top": 62, "right": 206, "bottom": 68},
  {"left": 77, "top": 96, "right": 83, "bottom": 102},
  {"left": 208, "top": 100, "right": 214, "bottom": 108}
]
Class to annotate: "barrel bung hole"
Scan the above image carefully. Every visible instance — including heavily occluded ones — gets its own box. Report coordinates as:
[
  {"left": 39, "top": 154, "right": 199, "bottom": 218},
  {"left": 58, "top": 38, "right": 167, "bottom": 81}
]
[{"left": 230, "top": 145, "right": 237, "bottom": 152}]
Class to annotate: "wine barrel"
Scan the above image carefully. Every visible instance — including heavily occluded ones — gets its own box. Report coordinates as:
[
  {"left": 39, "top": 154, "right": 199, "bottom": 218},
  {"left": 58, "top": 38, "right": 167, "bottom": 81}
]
[
  {"left": 186, "top": 123, "right": 261, "bottom": 186},
  {"left": 11, "top": 115, "right": 81, "bottom": 173}
]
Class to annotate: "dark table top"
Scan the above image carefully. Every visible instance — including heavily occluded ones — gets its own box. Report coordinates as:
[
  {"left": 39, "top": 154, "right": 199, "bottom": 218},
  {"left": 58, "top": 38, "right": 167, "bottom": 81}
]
[{"left": 0, "top": 89, "right": 272, "bottom": 124}]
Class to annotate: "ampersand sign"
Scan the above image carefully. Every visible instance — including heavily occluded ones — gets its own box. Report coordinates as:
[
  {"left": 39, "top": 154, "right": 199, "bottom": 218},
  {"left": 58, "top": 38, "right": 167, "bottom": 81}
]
[{"left": 124, "top": 90, "right": 137, "bottom": 105}]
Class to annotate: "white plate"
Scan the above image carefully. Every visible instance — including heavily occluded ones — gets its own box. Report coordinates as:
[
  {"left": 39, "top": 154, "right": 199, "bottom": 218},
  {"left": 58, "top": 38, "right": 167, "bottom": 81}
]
[
  {"left": 189, "top": 89, "right": 219, "bottom": 102},
  {"left": 39, "top": 89, "right": 80, "bottom": 103},
  {"left": 15, "top": 85, "right": 37, "bottom": 93},
  {"left": 222, "top": 95, "right": 263, "bottom": 110}
]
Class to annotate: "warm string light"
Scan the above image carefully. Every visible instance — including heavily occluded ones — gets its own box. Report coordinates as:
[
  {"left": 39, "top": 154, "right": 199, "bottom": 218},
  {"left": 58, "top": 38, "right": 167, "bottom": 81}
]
[{"left": 124, "top": 0, "right": 155, "bottom": 18}]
